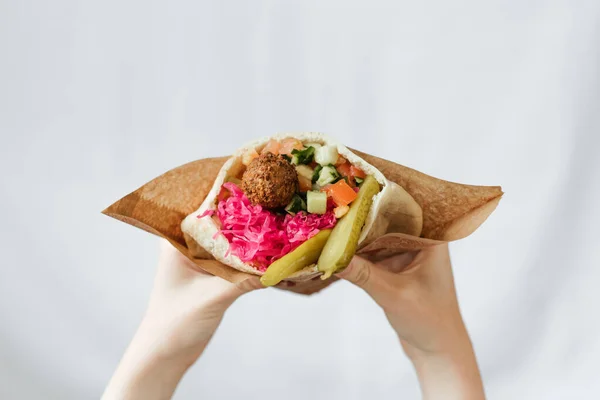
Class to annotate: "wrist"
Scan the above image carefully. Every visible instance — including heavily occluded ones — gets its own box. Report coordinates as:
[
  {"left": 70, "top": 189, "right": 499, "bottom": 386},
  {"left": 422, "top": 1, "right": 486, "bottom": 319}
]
[
  {"left": 121, "top": 323, "right": 195, "bottom": 382},
  {"left": 391, "top": 308, "right": 471, "bottom": 360},
  {"left": 409, "top": 340, "right": 485, "bottom": 400},
  {"left": 134, "top": 315, "right": 210, "bottom": 368}
]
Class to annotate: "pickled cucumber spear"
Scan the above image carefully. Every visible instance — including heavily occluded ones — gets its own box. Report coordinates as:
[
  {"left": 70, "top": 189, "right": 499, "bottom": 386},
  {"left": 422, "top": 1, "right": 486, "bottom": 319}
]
[
  {"left": 260, "top": 229, "right": 332, "bottom": 286},
  {"left": 317, "top": 175, "right": 381, "bottom": 279}
]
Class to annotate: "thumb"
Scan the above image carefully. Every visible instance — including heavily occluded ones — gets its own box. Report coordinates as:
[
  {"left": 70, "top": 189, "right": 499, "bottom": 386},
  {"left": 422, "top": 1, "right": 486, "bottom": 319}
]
[
  {"left": 209, "top": 277, "right": 265, "bottom": 306},
  {"left": 336, "top": 256, "right": 385, "bottom": 291},
  {"left": 234, "top": 276, "right": 265, "bottom": 295}
]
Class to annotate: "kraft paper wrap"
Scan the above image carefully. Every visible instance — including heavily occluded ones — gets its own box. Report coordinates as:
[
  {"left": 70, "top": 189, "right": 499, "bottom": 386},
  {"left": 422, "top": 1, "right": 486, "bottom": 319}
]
[{"left": 103, "top": 151, "right": 503, "bottom": 295}]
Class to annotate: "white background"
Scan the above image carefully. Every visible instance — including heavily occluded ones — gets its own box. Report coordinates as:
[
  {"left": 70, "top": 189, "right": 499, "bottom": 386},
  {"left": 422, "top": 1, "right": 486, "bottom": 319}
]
[{"left": 1, "top": 1, "right": 599, "bottom": 399}]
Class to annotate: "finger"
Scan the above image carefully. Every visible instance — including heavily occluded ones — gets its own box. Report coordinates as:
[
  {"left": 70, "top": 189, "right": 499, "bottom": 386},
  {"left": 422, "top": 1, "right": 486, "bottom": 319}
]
[
  {"left": 234, "top": 277, "right": 265, "bottom": 294},
  {"left": 156, "top": 239, "right": 202, "bottom": 283},
  {"left": 415, "top": 243, "right": 454, "bottom": 281},
  {"left": 336, "top": 256, "right": 384, "bottom": 291},
  {"left": 377, "top": 251, "right": 419, "bottom": 274},
  {"left": 428, "top": 242, "right": 451, "bottom": 263},
  {"left": 157, "top": 238, "right": 177, "bottom": 266}
]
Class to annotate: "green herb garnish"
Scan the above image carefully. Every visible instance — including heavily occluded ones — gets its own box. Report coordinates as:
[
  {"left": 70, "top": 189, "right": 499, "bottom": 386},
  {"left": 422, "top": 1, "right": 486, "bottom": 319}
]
[
  {"left": 312, "top": 165, "right": 323, "bottom": 183},
  {"left": 285, "top": 194, "right": 307, "bottom": 215},
  {"left": 291, "top": 146, "right": 316, "bottom": 165}
]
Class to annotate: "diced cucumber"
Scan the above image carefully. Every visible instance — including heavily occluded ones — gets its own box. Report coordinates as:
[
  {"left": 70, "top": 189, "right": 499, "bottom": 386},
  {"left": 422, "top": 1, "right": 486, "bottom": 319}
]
[
  {"left": 307, "top": 191, "right": 327, "bottom": 214},
  {"left": 316, "top": 165, "right": 340, "bottom": 187},
  {"left": 285, "top": 194, "right": 307, "bottom": 215},
  {"left": 304, "top": 142, "right": 322, "bottom": 149},
  {"left": 295, "top": 165, "right": 314, "bottom": 181},
  {"left": 315, "top": 145, "right": 339, "bottom": 166},
  {"left": 354, "top": 177, "right": 364, "bottom": 185}
]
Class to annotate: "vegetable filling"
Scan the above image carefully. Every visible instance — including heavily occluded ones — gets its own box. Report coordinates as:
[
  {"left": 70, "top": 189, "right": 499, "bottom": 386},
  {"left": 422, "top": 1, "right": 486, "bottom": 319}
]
[{"left": 199, "top": 139, "right": 374, "bottom": 273}]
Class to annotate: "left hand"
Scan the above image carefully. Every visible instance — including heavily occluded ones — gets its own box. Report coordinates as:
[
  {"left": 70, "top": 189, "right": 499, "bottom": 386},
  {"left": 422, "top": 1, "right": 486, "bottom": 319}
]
[
  {"left": 102, "top": 240, "right": 263, "bottom": 400},
  {"left": 142, "top": 239, "right": 263, "bottom": 363}
]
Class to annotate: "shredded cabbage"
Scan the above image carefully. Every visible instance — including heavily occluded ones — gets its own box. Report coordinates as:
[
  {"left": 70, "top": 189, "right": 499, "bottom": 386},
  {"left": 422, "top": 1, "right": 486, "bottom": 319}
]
[{"left": 201, "top": 183, "right": 336, "bottom": 271}]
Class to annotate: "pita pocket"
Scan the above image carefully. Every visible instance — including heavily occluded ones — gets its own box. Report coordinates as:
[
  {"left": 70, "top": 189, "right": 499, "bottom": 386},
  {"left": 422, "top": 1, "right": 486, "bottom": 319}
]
[{"left": 182, "top": 133, "right": 424, "bottom": 285}]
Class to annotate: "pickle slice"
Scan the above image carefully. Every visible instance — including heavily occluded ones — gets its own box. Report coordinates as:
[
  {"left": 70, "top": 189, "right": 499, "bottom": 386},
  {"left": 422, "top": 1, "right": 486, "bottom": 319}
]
[
  {"left": 317, "top": 175, "right": 381, "bottom": 279},
  {"left": 260, "top": 229, "right": 332, "bottom": 286}
]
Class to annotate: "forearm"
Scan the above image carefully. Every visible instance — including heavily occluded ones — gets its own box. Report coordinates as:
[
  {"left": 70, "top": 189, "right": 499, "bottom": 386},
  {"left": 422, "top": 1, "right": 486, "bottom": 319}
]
[
  {"left": 411, "top": 344, "right": 485, "bottom": 400},
  {"left": 102, "top": 320, "right": 203, "bottom": 400},
  {"left": 102, "top": 355, "right": 188, "bottom": 400}
]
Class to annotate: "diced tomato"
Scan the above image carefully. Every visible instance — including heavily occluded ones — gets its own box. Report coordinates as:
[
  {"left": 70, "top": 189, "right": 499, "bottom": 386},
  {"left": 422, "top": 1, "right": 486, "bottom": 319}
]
[
  {"left": 321, "top": 188, "right": 336, "bottom": 209},
  {"left": 326, "top": 196, "right": 336, "bottom": 210},
  {"left": 279, "top": 138, "right": 304, "bottom": 155},
  {"left": 335, "top": 162, "right": 358, "bottom": 187},
  {"left": 298, "top": 175, "right": 312, "bottom": 192},
  {"left": 321, "top": 179, "right": 357, "bottom": 207},
  {"left": 336, "top": 162, "right": 352, "bottom": 178},
  {"left": 262, "top": 139, "right": 280, "bottom": 155},
  {"left": 350, "top": 165, "right": 366, "bottom": 179}
]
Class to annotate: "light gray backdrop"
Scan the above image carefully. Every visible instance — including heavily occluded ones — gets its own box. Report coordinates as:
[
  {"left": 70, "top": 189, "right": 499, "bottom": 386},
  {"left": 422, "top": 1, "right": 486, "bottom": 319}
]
[{"left": 1, "top": 1, "right": 599, "bottom": 399}]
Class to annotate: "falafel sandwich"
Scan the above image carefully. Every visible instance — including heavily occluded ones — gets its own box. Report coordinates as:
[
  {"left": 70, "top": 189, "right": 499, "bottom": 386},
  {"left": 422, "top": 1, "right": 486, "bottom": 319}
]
[{"left": 181, "top": 133, "right": 423, "bottom": 286}]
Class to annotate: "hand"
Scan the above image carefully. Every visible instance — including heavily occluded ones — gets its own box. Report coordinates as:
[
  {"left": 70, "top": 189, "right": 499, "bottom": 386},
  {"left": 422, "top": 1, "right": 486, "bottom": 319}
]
[
  {"left": 102, "top": 240, "right": 263, "bottom": 400},
  {"left": 338, "top": 244, "right": 485, "bottom": 400},
  {"left": 142, "top": 240, "right": 263, "bottom": 362}
]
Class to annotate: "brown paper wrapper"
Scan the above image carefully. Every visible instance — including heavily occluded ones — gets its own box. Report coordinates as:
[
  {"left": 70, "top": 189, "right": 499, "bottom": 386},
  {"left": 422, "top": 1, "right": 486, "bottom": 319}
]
[{"left": 103, "top": 153, "right": 502, "bottom": 295}]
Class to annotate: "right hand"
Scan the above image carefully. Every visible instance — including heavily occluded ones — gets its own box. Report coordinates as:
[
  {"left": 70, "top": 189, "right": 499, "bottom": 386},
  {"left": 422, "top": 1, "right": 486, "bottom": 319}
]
[
  {"left": 338, "top": 244, "right": 470, "bottom": 359},
  {"left": 338, "top": 244, "right": 485, "bottom": 399}
]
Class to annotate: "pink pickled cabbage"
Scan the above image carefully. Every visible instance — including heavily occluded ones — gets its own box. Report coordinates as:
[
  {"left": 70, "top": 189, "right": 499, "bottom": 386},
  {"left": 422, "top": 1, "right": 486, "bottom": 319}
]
[
  {"left": 197, "top": 209, "right": 215, "bottom": 218},
  {"left": 204, "top": 183, "right": 336, "bottom": 271}
]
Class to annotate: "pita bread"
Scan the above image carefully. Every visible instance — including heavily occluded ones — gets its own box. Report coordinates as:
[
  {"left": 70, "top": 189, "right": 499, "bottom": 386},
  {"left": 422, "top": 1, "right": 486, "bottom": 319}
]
[{"left": 181, "top": 132, "right": 423, "bottom": 282}]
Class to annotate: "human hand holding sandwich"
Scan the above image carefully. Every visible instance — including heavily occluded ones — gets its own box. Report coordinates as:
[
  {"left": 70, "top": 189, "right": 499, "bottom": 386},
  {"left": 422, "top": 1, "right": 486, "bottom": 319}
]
[
  {"left": 338, "top": 244, "right": 486, "bottom": 400},
  {"left": 103, "top": 241, "right": 485, "bottom": 400},
  {"left": 102, "top": 240, "right": 263, "bottom": 400}
]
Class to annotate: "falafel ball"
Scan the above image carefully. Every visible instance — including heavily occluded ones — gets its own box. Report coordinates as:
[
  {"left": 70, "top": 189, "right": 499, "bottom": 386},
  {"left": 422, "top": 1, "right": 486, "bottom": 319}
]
[{"left": 242, "top": 152, "right": 298, "bottom": 208}]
